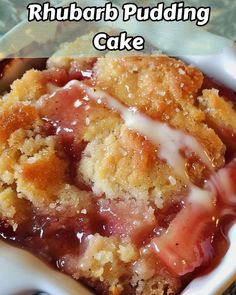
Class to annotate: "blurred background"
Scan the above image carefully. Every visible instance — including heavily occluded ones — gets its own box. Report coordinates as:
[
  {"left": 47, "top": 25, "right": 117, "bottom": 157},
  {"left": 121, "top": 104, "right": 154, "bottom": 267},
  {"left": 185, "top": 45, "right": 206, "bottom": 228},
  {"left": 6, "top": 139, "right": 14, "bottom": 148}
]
[{"left": 0, "top": 0, "right": 236, "bottom": 40}]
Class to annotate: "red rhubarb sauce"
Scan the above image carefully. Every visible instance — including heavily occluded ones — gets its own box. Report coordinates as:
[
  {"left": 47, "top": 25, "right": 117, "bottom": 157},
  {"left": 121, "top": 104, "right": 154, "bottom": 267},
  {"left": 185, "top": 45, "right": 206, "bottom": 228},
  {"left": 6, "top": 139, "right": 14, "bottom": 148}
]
[{"left": 0, "top": 66, "right": 236, "bottom": 294}]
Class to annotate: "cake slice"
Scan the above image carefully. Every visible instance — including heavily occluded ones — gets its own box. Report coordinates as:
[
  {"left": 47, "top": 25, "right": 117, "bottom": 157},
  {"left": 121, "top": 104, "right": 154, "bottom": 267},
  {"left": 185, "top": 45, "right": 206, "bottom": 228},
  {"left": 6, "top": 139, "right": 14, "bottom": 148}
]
[{"left": 0, "top": 35, "right": 236, "bottom": 295}]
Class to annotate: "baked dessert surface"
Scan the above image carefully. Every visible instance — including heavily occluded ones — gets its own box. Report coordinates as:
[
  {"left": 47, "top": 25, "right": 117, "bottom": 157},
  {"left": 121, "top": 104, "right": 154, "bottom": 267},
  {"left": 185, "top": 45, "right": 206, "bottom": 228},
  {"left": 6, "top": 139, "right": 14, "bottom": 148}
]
[{"left": 0, "top": 36, "right": 236, "bottom": 295}]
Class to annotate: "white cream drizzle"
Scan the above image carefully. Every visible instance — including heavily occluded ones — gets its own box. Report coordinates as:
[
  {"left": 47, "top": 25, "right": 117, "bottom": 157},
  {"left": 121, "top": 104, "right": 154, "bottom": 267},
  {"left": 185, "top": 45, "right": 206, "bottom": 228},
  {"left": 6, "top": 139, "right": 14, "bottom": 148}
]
[
  {"left": 188, "top": 186, "right": 215, "bottom": 209},
  {"left": 58, "top": 80, "right": 235, "bottom": 212},
  {"left": 212, "top": 167, "right": 236, "bottom": 206},
  {"left": 66, "top": 80, "right": 214, "bottom": 181},
  {"left": 63, "top": 80, "right": 218, "bottom": 208}
]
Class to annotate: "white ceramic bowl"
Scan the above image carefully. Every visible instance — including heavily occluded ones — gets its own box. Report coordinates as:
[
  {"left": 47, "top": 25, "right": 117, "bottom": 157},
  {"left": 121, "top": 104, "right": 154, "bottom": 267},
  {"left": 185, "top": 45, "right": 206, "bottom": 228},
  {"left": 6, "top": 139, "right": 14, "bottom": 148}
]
[
  {"left": 0, "top": 225, "right": 235, "bottom": 295},
  {"left": 0, "top": 7, "right": 235, "bottom": 294}
]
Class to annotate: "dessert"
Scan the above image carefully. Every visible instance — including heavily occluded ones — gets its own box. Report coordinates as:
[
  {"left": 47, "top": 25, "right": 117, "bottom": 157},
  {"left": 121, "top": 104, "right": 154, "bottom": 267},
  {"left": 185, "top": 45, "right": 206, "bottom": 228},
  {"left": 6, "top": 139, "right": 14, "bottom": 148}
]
[{"left": 0, "top": 34, "right": 236, "bottom": 295}]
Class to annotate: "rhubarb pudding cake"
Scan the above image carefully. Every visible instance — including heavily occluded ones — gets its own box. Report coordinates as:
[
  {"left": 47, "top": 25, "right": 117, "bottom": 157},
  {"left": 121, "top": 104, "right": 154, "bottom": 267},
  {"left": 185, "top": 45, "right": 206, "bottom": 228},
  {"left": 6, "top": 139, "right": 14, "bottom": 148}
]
[{"left": 0, "top": 35, "right": 236, "bottom": 295}]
